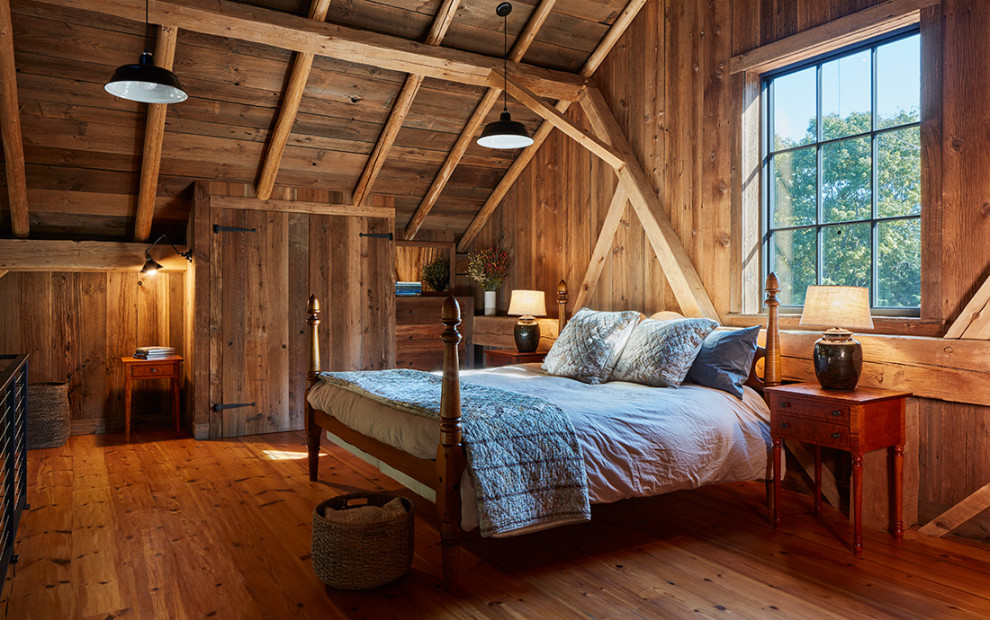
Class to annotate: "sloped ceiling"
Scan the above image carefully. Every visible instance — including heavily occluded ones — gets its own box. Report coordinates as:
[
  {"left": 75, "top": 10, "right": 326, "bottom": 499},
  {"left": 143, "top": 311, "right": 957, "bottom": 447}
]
[{"left": 0, "top": 0, "right": 633, "bottom": 241}]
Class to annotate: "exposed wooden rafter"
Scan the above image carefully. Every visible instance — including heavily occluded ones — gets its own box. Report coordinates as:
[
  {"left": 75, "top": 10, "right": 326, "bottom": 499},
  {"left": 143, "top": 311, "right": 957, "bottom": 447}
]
[
  {"left": 0, "top": 239, "right": 189, "bottom": 271},
  {"left": 403, "top": 0, "right": 557, "bottom": 240},
  {"left": 457, "top": 0, "right": 648, "bottom": 251},
  {"left": 32, "top": 0, "right": 584, "bottom": 101},
  {"left": 0, "top": 0, "right": 29, "bottom": 237},
  {"left": 254, "top": 0, "right": 332, "bottom": 202},
  {"left": 572, "top": 184, "right": 628, "bottom": 310},
  {"left": 351, "top": 0, "right": 461, "bottom": 207},
  {"left": 579, "top": 86, "right": 719, "bottom": 320},
  {"left": 133, "top": 25, "right": 179, "bottom": 241},
  {"left": 211, "top": 195, "right": 393, "bottom": 219},
  {"left": 944, "top": 272, "right": 990, "bottom": 339}
]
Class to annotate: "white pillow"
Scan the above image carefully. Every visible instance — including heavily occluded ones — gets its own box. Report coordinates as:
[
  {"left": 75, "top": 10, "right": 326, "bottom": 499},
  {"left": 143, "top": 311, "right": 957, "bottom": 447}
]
[
  {"left": 610, "top": 317, "right": 719, "bottom": 387},
  {"left": 541, "top": 308, "right": 640, "bottom": 384}
]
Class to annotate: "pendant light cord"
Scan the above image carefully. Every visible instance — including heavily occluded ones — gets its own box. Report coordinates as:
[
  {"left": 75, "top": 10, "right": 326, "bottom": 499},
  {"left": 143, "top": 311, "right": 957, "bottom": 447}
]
[
  {"left": 144, "top": 0, "right": 151, "bottom": 54},
  {"left": 502, "top": 10, "right": 508, "bottom": 114}
]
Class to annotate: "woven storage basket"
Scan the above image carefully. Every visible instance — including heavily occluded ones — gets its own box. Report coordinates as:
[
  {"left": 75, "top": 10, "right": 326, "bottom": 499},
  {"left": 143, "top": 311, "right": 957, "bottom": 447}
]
[
  {"left": 312, "top": 493, "right": 414, "bottom": 590},
  {"left": 27, "top": 382, "right": 70, "bottom": 450}
]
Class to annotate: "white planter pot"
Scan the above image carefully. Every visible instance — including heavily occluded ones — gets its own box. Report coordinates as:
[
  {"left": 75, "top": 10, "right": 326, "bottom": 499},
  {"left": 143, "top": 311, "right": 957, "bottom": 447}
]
[{"left": 484, "top": 290, "right": 497, "bottom": 316}]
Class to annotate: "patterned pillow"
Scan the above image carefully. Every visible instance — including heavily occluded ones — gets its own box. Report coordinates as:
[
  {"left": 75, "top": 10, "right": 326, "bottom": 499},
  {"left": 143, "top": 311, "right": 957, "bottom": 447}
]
[
  {"left": 610, "top": 317, "right": 719, "bottom": 387},
  {"left": 541, "top": 308, "right": 641, "bottom": 384}
]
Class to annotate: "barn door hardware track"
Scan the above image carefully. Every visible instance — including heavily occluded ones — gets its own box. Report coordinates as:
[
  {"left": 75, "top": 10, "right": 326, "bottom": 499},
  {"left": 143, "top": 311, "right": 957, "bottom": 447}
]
[
  {"left": 359, "top": 232, "right": 393, "bottom": 240},
  {"left": 212, "top": 401, "right": 256, "bottom": 411},
  {"left": 213, "top": 225, "right": 257, "bottom": 233}
]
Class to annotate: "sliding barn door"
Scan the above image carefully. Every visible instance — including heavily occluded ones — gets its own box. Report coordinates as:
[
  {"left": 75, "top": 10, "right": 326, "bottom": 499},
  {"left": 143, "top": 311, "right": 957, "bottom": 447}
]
[{"left": 211, "top": 208, "right": 293, "bottom": 437}]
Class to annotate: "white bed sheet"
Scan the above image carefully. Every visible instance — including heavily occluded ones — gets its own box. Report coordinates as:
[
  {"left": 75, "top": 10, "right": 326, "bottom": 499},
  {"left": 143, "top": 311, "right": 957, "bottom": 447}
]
[{"left": 308, "top": 363, "right": 773, "bottom": 531}]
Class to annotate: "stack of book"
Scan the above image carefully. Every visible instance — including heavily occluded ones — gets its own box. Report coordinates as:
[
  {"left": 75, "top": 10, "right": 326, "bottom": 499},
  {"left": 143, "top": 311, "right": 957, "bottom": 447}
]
[
  {"left": 134, "top": 346, "right": 175, "bottom": 359},
  {"left": 396, "top": 281, "right": 422, "bottom": 296}
]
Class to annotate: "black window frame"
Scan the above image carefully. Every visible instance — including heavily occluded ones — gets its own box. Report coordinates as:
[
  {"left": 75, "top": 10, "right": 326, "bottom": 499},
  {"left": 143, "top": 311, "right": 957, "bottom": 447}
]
[{"left": 761, "top": 26, "right": 922, "bottom": 314}]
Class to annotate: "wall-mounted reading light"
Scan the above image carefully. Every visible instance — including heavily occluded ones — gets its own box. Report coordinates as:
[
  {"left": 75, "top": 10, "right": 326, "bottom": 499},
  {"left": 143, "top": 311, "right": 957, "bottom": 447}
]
[{"left": 141, "top": 233, "right": 192, "bottom": 276}]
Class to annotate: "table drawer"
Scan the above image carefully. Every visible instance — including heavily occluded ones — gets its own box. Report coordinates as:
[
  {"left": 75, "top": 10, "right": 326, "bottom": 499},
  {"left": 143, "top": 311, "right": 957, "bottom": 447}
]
[
  {"left": 773, "top": 414, "right": 851, "bottom": 450},
  {"left": 131, "top": 363, "right": 176, "bottom": 378},
  {"left": 772, "top": 396, "right": 850, "bottom": 424}
]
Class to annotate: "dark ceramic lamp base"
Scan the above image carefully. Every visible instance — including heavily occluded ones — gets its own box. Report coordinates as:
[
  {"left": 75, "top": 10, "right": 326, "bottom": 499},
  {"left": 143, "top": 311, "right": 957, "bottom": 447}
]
[
  {"left": 813, "top": 330, "right": 863, "bottom": 390},
  {"left": 514, "top": 318, "right": 540, "bottom": 353}
]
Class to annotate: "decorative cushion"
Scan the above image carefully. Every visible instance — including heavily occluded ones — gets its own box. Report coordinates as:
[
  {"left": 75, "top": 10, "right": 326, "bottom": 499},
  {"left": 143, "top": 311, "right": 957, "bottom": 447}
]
[
  {"left": 541, "top": 308, "right": 641, "bottom": 384},
  {"left": 610, "top": 317, "right": 718, "bottom": 387},
  {"left": 686, "top": 326, "right": 761, "bottom": 399}
]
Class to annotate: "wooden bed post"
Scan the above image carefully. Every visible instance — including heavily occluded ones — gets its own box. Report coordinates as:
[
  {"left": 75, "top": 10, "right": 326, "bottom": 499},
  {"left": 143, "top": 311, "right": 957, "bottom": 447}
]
[
  {"left": 557, "top": 280, "right": 568, "bottom": 334},
  {"left": 306, "top": 295, "right": 322, "bottom": 481},
  {"left": 437, "top": 295, "right": 465, "bottom": 592},
  {"left": 763, "top": 273, "right": 781, "bottom": 387}
]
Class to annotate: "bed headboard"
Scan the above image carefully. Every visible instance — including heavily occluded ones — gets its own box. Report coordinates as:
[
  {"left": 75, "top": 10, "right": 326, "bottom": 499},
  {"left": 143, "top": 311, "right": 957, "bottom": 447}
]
[{"left": 744, "top": 273, "right": 781, "bottom": 391}]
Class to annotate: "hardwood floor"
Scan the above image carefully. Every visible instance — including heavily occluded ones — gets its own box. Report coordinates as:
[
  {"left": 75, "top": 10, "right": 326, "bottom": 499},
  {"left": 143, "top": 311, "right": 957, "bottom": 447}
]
[{"left": 4, "top": 431, "right": 990, "bottom": 619}]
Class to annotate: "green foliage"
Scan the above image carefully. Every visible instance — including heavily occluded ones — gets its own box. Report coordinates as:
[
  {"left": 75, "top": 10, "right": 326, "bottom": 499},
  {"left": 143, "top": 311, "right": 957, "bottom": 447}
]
[
  {"left": 421, "top": 256, "right": 450, "bottom": 292},
  {"left": 770, "top": 110, "right": 920, "bottom": 308}
]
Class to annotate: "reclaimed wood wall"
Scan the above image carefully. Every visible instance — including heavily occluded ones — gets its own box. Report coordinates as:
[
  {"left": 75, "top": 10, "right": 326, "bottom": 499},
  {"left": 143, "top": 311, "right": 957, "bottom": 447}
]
[
  {"left": 467, "top": 0, "right": 990, "bottom": 538},
  {"left": 0, "top": 270, "right": 185, "bottom": 435}
]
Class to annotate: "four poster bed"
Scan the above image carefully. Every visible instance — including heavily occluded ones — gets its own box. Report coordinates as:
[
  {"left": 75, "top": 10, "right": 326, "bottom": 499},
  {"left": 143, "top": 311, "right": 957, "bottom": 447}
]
[{"left": 304, "top": 276, "right": 782, "bottom": 591}]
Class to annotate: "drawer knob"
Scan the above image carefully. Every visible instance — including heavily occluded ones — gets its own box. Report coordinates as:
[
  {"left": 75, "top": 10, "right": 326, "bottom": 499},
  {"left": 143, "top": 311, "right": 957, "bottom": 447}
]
[
  {"left": 781, "top": 422, "right": 790, "bottom": 429},
  {"left": 830, "top": 410, "right": 842, "bottom": 417},
  {"left": 832, "top": 432, "right": 842, "bottom": 439},
  {"left": 780, "top": 401, "right": 790, "bottom": 408},
  {"left": 151, "top": 368, "right": 157, "bottom": 373}
]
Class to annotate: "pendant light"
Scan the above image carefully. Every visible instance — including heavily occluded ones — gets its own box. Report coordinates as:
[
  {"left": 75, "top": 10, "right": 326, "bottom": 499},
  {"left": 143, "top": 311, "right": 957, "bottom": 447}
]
[
  {"left": 105, "top": 0, "right": 188, "bottom": 104},
  {"left": 477, "top": 2, "right": 533, "bottom": 150}
]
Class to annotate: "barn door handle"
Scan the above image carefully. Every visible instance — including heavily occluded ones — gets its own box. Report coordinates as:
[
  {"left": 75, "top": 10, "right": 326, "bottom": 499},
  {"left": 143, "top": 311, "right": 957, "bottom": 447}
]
[
  {"left": 213, "top": 225, "right": 257, "bottom": 233},
  {"left": 212, "top": 401, "right": 255, "bottom": 411},
  {"left": 359, "top": 232, "right": 394, "bottom": 240}
]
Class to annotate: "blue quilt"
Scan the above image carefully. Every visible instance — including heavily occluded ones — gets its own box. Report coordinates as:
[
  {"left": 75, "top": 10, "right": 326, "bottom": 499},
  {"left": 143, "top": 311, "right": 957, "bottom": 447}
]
[{"left": 318, "top": 369, "right": 590, "bottom": 537}]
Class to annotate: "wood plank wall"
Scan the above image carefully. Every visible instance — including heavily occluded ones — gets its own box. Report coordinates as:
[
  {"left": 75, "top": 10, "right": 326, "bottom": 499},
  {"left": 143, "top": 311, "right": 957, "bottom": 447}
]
[
  {"left": 467, "top": 0, "right": 990, "bottom": 540},
  {"left": 0, "top": 270, "right": 184, "bottom": 435}
]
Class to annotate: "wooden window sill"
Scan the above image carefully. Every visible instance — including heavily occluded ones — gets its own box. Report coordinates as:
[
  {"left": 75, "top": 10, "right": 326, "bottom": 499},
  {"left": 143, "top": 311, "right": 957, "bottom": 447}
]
[{"left": 724, "top": 313, "right": 945, "bottom": 338}]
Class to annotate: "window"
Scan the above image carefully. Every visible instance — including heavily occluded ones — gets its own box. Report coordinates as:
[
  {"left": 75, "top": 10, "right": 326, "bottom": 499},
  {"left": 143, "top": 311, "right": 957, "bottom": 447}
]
[{"left": 763, "top": 30, "right": 921, "bottom": 311}]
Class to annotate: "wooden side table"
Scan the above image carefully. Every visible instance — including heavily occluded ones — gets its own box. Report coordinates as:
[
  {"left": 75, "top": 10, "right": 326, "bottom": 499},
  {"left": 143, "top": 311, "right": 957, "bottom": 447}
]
[
  {"left": 121, "top": 355, "right": 183, "bottom": 441},
  {"left": 765, "top": 382, "right": 911, "bottom": 557},
  {"left": 484, "top": 348, "right": 547, "bottom": 368}
]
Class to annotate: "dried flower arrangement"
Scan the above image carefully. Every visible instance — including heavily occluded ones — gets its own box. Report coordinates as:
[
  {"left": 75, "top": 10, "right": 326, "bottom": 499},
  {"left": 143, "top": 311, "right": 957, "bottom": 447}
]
[{"left": 467, "top": 241, "right": 513, "bottom": 291}]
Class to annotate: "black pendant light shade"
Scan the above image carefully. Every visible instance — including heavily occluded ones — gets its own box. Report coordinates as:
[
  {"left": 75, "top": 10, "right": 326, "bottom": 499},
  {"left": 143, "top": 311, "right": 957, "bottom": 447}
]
[
  {"left": 106, "top": 51, "right": 188, "bottom": 104},
  {"left": 105, "top": 0, "right": 187, "bottom": 104},
  {"left": 478, "top": 2, "right": 533, "bottom": 150}
]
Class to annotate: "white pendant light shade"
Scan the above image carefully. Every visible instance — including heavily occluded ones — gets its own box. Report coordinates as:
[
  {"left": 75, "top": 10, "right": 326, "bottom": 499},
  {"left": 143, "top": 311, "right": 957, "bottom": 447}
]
[
  {"left": 477, "top": 111, "right": 534, "bottom": 149},
  {"left": 106, "top": 51, "right": 188, "bottom": 104}
]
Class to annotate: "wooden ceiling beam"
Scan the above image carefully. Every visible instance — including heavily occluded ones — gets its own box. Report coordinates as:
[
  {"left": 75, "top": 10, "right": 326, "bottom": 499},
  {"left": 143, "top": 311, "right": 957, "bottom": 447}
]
[
  {"left": 211, "top": 195, "right": 393, "bottom": 219},
  {"left": 501, "top": 72, "right": 625, "bottom": 170},
  {"left": 32, "top": 0, "right": 585, "bottom": 101},
  {"left": 572, "top": 183, "right": 628, "bottom": 310},
  {"left": 352, "top": 0, "right": 461, "bottom": 207},
  {"left": 0, "top": 0, "right": 30, "bottom": 237},
  {"left": 133, "top": 25, "right": 179, "bottom": 241},
  {"left": 254, "top": 0, "right": 332, "bottom": 201},
  {"left": 0, "top": 239, "right": 189, "bottom": 271},
  {"left": 457, "top": 0, "right": 647, "bottom": 251},
  {"left": 580, "top": 85, "right": 718, "bottom": 320},
  {"left": 403, "top": 0, "right": 557, "bottom": 240}
]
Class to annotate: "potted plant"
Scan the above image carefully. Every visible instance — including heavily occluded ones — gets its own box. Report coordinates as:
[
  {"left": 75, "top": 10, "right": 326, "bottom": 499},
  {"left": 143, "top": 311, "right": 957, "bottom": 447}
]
[
  {"left": 467, "top": 241, "right": 513, "bottom": 315},
  {"left": 421, "top": 256, "right": 450, "bottom": 293}
]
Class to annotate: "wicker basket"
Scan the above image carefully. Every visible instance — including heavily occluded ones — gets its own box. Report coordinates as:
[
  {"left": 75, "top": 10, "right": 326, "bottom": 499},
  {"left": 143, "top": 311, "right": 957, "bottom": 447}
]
[
  {"left": 27, "top": 382, "right": 71, "bottom": 450},
  {"left": 311, "top": 493, "right": 415, "bottom": 590}
]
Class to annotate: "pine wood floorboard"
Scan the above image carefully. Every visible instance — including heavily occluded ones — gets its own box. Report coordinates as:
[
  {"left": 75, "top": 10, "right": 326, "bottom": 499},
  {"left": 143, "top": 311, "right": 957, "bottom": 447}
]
[{"left": 3, "top": 430, "right": 990, "bottom": 619}]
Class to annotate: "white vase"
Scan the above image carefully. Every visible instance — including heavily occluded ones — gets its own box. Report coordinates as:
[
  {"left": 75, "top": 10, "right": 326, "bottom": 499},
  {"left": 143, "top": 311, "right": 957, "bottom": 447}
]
[{"left": 484, "top": 290, "right": 497, "bottom": 316}]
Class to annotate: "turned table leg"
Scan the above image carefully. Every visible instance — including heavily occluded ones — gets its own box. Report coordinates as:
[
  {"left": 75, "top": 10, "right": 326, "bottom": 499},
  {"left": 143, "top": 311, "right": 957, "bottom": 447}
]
[
  {"left": 772, "top": 437, "right": 782, "bottom": 530},
  {"left": 893, "top": 444, "right": 904, "bottom": 541},
  {"left": 852, "top": 453, "right": 864, "bottom": 558}
]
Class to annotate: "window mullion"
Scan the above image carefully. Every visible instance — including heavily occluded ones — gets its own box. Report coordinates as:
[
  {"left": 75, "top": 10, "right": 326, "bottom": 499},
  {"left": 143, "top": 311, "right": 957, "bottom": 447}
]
[{"left": 816, "top": 62, "right": 824, "bottom": 286}]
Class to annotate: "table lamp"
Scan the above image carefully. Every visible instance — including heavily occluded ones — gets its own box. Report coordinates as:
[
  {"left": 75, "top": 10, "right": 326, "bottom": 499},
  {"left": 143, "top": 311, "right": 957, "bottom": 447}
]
[
  {"left": 507, "top": 290, "right": 546, "bottom": 353},
  {"left": 799, "top": 285, "right": 874, "bottom": 390}
]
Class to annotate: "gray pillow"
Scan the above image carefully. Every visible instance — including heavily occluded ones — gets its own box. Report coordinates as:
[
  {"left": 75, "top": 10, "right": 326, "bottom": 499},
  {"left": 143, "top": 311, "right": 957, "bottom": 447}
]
[
  {"left": 610, "top": 317, "right": 718, "bottom": 387},
  {"left": 541, "top": 308, "right": 640, "bottom": 384},
  {"left": 686, "top": 325, "right": 761, "bottom": 398}
]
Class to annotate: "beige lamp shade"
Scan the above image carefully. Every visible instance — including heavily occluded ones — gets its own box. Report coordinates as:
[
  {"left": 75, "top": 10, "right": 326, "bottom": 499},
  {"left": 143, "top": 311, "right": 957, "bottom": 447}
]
[
  {"left": 799, "top": 286, "right": 874, "bottom": 330},
  {"left": 507, "top": 290, "right": 546, "bottom": 318}
]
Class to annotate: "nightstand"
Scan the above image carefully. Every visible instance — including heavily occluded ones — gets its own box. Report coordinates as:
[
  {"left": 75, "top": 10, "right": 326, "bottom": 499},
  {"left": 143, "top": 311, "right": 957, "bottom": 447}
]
[
  {"left": 484, "top": 348, "right": 547, "bottom": 368},
  {"left": 121, "top": 355, "right": 183, "bottom": 442},
  {"left": 765, "top": 382, "right": 911, "bottom": 557}
]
